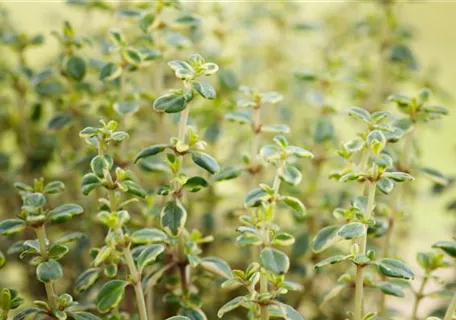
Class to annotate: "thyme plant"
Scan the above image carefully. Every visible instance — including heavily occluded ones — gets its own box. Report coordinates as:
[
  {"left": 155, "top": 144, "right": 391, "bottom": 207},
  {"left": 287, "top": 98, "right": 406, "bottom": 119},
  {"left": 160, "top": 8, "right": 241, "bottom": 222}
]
[{"left": 0, "top": 2, "right": 454, "bottom": 320}]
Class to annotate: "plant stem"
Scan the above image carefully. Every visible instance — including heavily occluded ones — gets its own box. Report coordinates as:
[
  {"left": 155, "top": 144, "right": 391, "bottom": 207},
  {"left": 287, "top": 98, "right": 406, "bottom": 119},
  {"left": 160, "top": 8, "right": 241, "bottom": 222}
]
[
  {"left": 259, "top": 162, "right": 283, "bottom": 320},
  {"left": 35, "top": 225, "right": 58, "bottom": 310},
  {"left": 444, "top": 293, "right": 456, "bottom": 320},
  {"left": 251, "top": 106, "right": 261, "bottom": 166},
  {"left": 411, "top": 272, "right": 429, "bottom": 320},
  {"left": 109, "top": 187, "right": 148, "bottom": 320},
  {"left": 178, "top": 105, "right": 190, "bottom": 143},
  {"left": 123, "top": 245, "right": 148, "bottom": 320},
  {"left": 354, "top": 179, "right": 377, "bottom": 320}
]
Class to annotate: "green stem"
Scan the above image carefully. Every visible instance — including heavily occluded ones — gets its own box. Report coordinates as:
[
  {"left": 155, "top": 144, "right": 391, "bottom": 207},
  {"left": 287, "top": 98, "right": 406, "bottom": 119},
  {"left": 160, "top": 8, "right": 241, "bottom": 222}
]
[
  {"left": 146, "top": 286, "right": 154, "bottom": 320},
  {"left": 123, "top": 245, "right": 148, "bottom": 320},
  {"left": 411, "top": 272, "right": 429, "bottom": 320},
  {"left": 35, "top": 225, "right": 58, "bottom": 310},
  {"left": 444, "top": 293, "right": 456, "bottom": 320},
  {"left": 178, "top": 105, "right": 190, "bottom": 143},
  {"left": 354, "top": 180, "right": 377, "bottom": 320},
  {"left": 251, "top": 106, "right": 261, "bottom": 165},
  {"left": 259, "top": 162, "right": 283, "bottom": 320}
]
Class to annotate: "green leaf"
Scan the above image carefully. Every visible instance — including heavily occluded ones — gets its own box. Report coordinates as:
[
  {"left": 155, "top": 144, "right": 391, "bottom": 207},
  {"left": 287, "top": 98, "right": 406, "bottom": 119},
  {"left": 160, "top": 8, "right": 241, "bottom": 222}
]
[
  {"left": 262, "top": 91, "right": 283, "bottom": 104},
  {"left": 74, "top": 268, "right": 101, "bottom": 294},
  {"left": 99, "top": 63, "right": 122, "bottom": 81},
  {"left": 192, "top": 81, "right": 216, "bottom": 99},
  {"left": 93, "top": 246, "right": 112, "bottom": 267},
  {"left": 138, "top": 13, "right": 156, "bottom": 33},
  {"left": 114, "top": 100, "right": 139, "bottom": 115},
  {"left": 48, "top": 112, "right": 73, "bottom": 129},
  {"left": 168, "top": 60, "right": 195, "bottom": 80},
  {"left": 337, "top": 222, "right": 365, "bottom": 240},
  {"left": 137, "top": 244, "right": 165, "bottom": 271},
  {"left": 48, "top": 244, "right": 69, "bottom": 260},
  {"left": 279, "top": 165, "right": 302, "bottom": 186},
  {"left": 201, "top": 62, "right": 218, "bottom": 76},
  {"left": 419, "top": 167, "right": 449, "bottom": 185},
  {"left": 311, "top": 225, "right": 340, "bottom": 253},
  {"left": 160, "top": 200, "right": 187, "bottom": 236},
  {"left": 81, "top": 173, "right": 102, "bottom": 196},
  {"left": 217, "top": 296, "right": 244, "bottom": 318},
  {"left": 121, "top": 180, "right": 147, "bottom": 198},
  {"left": 314, "top": 117, "right": 334, "bottom": 144},
  {"left": 191, "top": 151, "right": 220, "bottom": 174},
  {"left": 348, "top": 106, "right": 371, "bottom": 123},
  {"left": 179, "top": 308, "right": 207, "bottom": 320},
  {"left": 13, "top": 308, "right": 43, "bottom": 320},
  {"left": 225, "top": 112, "right": 252, "bottom": 125},
  {"left": 96, "top": 280, "right": 128, "bottom": 313},
  {"left": 287, "top": 146, "right": 314, "bottom": 159},
  {"left": 433, "top": 240, "right": 456, "bottom": 258},
  {"left": 213, "top": 167, "right": 243, "bottom": 181},
  {"left": 200, "top": 257, "right": 232, "bottom": 279},
  {"left": 376, "top": 281, "right": 405, "bottom": 297},
  {"left": 260, "top": 248, "right": 290, "bottom": 275},
  {"left": 122, "top": 48, "right": 143, "bottom": 65},
  {"left": 70, "top": 311, "right": 102, "bottom": 320},
  {"left": 0, "top": 219, "right": 26, "bottom": 236},
  {"left": 111, "top": 131, "right": 129, "bottom": 143},
  {"left": 48, "top": 204, "right": 83, "bottom": 223},
  {"left": 261, "top": 124, "right": 290, "bottom": 134},
  {"left": 135, "top": 144, "right": 168, "bottom": 163},
  {"left": 0, "top": 250, "right": 5, "bottom": 269},
  {"left": 153, "top": 93, "right": 187, "bottom": 113},
  {"left": 377, "top": 178, "right": 395, "bottom": 194},
  {"left": 244, "top": 188, "right": 269, "bottom": 207},
  {"left": 292, "top": 232, "right": 309, "bottom": 259},
  {"left": 183, "top": 176, "right": 209, "bottom": 192},
  {"left": 24, "top": 193, "right": 46, "bottom": 209},
  {"left": 43, "top": 181, "right": 65, "bottom": 194},
  {"left": 66, "top": 55, "right": 86, "bottom": 81},
  {"left": 272, "top": 232, "right": 295, "bottom": 246},
  {"left": 281, "top": 196, "right": 306, "bottom": 215},
  {"left": 367, "top": 130, "right": 386, "bottom": 155},
  {"left": 55, "top": 232, "right": 86, "bottom": 245},
  {"left": 131, "top": 228, "right": 168, "bottom": 244},
  {"left": 383, "top": 172, "right": 414, "bottom": 182},
  {"left": 314, "top": 255, "right": 349, "bottom": 270},
  {"left": 268, "top": 303, "right": 304, "bottom": 320},
  {"left": 377, "top": 258, "right": 415, "bottom": 280},
  {"left": 36, "top": 259, "right": 63, "bottom": 282}
]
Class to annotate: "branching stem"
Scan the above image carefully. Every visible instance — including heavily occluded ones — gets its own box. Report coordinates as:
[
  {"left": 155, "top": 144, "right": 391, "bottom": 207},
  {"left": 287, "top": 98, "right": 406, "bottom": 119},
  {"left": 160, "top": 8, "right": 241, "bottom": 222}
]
[
  {"left": 354, "top": 178, "right": 377, "bottom": 320},
  {"left": 35, "top": 225, "right": 58, "bottom": 310}
]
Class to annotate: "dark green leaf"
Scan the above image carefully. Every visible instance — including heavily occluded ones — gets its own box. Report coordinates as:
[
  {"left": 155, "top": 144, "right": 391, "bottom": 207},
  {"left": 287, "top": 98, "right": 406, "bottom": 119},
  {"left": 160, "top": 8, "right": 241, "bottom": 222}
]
[
  {"left": 0, "top": 219, "right": 26, "bottom": 236},
  {"left": 36, "top": 259, "right": 63, "bottom": 282},
  {"left": 48, "top": 204, "right": 83, "bottom": 223},
  {"left": 377, "top": 258, "right": 414, "bottom": 280},
  {"left": 66, "top": 55, "right": 86, "bottom": 81},
  {"left": 191, "top": 151, "right": 220, "bottom": 174},
  {"left": 137, "top": 244, "right": 165, "bottom": 271},
  {"left": 260, "top": 248, "right": 290, "bottom": 275},
  {"left": 131, "top": 228, "right": 168, "bottom": 244},
  {"left": 311, "top": 225, "right": 340, "bottom": 253},
  {"left": 96, "top": 280, "right": 128, "bottom": 313},
  {"left": 192, "top": 81, "right": 216, "bottom": 99},
  {"left": 75, "top": 268, "right": 101, "bottom": 294},
  {"left": 153, "top": 93, "right": 187, "bottom": 113},
  {"left": 200, "top": 257, "right": 232, "bottom": 279},
  {"left": 160, "top": 200, "right": 187, "bottom": 236}
]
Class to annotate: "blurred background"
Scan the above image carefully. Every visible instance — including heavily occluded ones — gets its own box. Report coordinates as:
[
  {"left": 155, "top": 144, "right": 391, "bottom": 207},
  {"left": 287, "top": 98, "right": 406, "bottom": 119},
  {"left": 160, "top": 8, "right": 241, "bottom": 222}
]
[
  {"left": 3, "top": 0, "right": 454, "bottom": 269},
  {"left": 1, "top": 0, "right": 456, "bottom": 318}
]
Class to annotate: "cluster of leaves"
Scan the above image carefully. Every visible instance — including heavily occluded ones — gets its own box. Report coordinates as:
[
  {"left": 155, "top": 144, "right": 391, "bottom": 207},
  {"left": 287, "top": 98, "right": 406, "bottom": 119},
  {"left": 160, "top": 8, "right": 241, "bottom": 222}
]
[{"left": 0, "top": 1, "right": 454, "bottom": 320}]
